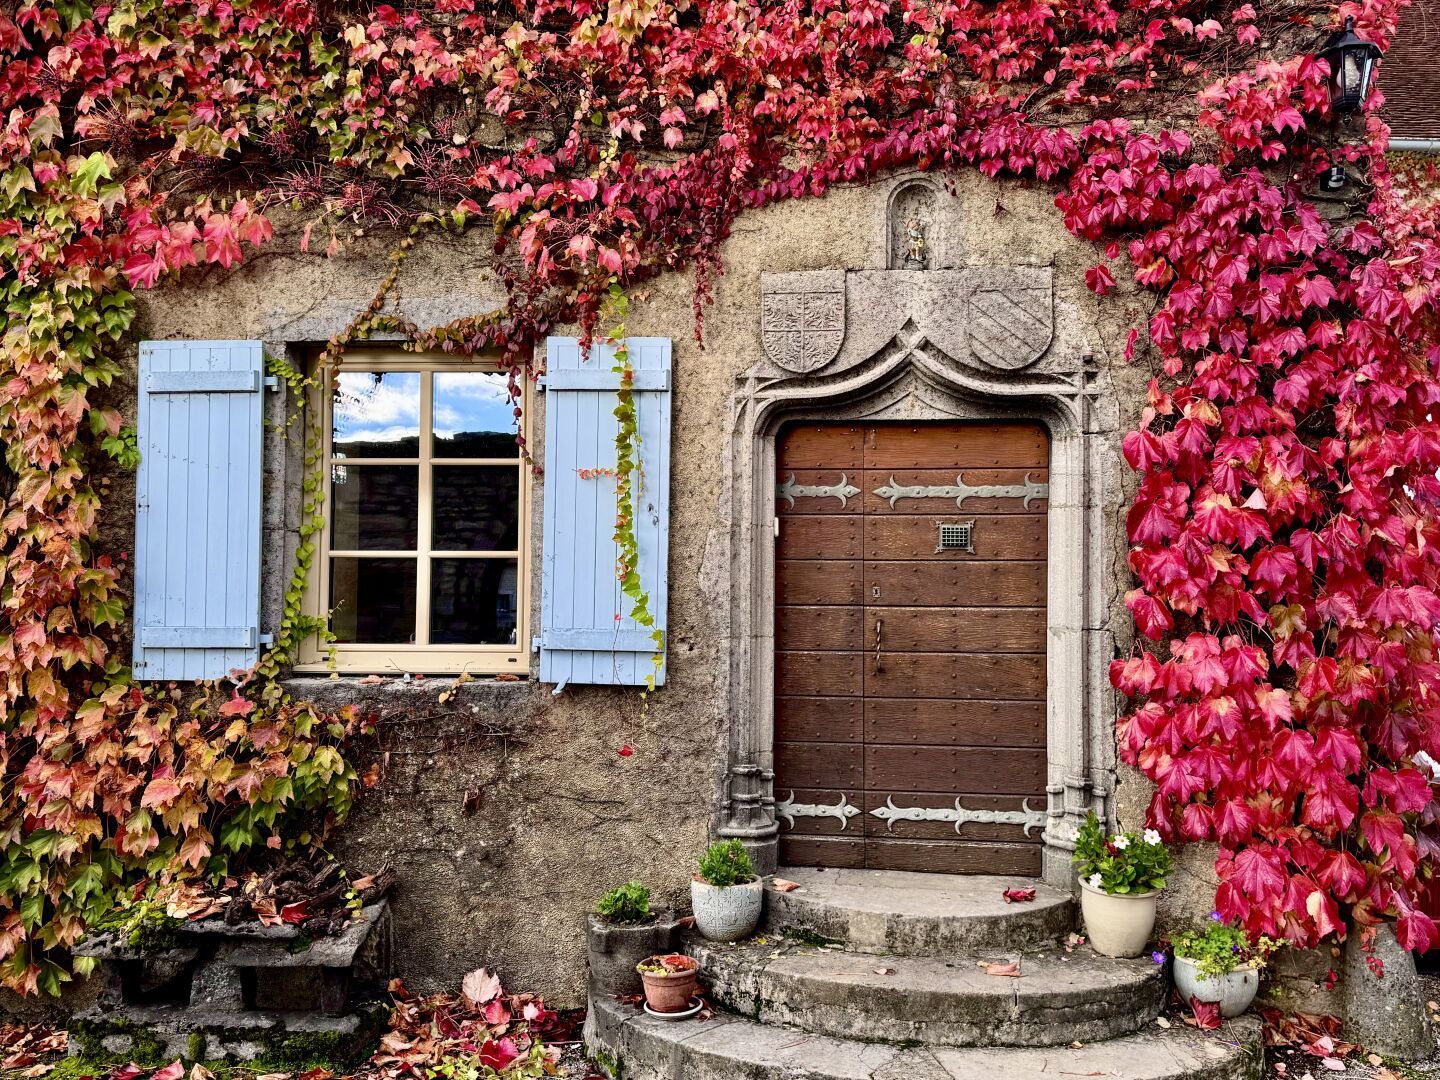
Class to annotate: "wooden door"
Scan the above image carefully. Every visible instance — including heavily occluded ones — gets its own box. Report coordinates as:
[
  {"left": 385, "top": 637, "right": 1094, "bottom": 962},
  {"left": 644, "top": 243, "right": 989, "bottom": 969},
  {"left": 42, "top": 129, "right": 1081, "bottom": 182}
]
[{"left": 774, "top": 422, "right": 1048, "bottom": 874}]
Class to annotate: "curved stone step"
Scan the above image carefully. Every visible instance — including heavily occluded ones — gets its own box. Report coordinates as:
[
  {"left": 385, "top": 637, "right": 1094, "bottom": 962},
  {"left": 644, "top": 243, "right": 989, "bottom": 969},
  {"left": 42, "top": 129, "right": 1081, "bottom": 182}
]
[
  {"left": 764, "top": 867, "right": 1075, "bottom": 956},
  {"left": 585, "top": 995, "right": 1264, "bottom": 1080},
  {"left": 687, "top": 936, "right": 1165, "bottom": 1048}
]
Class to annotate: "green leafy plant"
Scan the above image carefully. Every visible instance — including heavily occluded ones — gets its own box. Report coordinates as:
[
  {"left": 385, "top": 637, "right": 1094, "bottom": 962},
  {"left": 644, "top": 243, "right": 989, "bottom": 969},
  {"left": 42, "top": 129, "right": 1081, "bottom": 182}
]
[
  {"left": 697, "top": 840, "right": 755, "bottom": 888},
  {"left": 92, "top": 898, "right": 183, "bottom": 952},
  {"left": 1072, "top": 811, "right": 1172, "bottom": 896},
  {"left": 595, "top": 880, "right": 652, "bottom": 924},
  {"left": 1170, "top": 916, "right": 1281, "bottom": 978}
]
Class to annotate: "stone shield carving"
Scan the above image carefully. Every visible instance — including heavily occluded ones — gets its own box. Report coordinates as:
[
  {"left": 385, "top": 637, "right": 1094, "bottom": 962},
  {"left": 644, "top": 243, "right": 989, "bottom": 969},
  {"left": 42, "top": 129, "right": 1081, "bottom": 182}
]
[
  {"left": 965, "top": 268, "right": 1054, "bottom": 370},
  {"left": 761, "top": 270, "right": 845, "bottom": 374}
]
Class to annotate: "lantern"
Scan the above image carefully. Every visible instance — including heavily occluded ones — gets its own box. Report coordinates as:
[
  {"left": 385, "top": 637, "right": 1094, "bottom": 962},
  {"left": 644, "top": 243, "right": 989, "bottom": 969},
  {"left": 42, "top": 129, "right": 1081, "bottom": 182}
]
[{"left": 1320, "top": 17, "right": 1383, "bottom": 115}]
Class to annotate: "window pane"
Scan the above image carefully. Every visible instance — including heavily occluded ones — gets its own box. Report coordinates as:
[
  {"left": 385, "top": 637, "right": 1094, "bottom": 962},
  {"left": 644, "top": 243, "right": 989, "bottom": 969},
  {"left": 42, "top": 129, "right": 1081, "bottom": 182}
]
[
  {"left": 333, "top": 371, "right": 421, "bottom": 458},
  {"left": 331, "top": 465, "right": 418, "bottom": 550},
  {"left": 433, "top": 466, "right": 519, "bottom": 550},
  {"left": 431, "top": 559, "right": 519, "bottom": 644},
  {"left": 330, "top": 557, "right": 417, "bottom": 643},
  {"left": 433, "top": 371, "right": 519, "bottom": 458}
]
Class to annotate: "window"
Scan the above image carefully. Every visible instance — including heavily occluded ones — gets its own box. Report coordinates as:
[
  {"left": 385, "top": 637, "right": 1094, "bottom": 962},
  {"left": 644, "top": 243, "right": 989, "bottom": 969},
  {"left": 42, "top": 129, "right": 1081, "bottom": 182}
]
[{"left": 299, "top": 352, "right": 530, "bottom": 674}]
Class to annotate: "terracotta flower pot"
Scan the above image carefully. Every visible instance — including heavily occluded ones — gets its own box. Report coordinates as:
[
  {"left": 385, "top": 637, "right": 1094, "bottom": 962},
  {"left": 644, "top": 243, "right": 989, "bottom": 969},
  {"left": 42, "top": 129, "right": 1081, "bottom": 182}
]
[
  {"left": 691, "top": 877, "right": 763, "bottom": 942},
  {"left": 636, "top": 954, "right": 699, "bottom": 1013},
  {"left": 1079, "top": 881, "right": 1158, "bottom": 958},
  {"left": 1173, "top": 956, "right": 1259, "bottom": 1017}
]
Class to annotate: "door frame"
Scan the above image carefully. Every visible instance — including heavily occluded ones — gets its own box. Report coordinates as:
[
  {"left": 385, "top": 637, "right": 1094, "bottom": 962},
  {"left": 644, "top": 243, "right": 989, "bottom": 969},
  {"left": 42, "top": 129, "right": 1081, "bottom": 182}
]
[{"left": 718, "top": 324, "right": 1120, "bottom": 887}]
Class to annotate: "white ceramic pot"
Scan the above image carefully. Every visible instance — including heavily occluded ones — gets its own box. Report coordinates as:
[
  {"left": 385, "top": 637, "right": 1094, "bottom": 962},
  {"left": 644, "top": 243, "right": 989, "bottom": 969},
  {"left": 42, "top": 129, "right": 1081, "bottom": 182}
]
[
  {"left": 691, "top": 877, "right": 764, "bottom": 942},
  {"left": 1079, "top": 881, "right": 1158, "bottom": 958},
  {"left": 1173, "top": 955, "right": 1260, "bottom": 1017}
]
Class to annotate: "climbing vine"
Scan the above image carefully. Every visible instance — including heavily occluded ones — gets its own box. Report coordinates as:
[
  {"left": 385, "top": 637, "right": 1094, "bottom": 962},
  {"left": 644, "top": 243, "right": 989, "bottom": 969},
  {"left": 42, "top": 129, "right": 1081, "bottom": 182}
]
[{"left": 2, "top": 0, "right": 1440, "bottom": 993}]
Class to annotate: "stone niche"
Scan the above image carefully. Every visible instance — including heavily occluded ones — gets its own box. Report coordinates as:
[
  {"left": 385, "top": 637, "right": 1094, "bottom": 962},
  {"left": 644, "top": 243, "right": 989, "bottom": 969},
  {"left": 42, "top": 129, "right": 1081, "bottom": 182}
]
[{"left": 70, "top": 903, "right": 391, "bottom": 1063}]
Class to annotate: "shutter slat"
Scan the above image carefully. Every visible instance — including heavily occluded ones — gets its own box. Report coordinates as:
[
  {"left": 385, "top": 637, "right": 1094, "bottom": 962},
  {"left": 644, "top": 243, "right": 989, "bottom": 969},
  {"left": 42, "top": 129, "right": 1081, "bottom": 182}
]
[
  {"left": 134, "top": 340, "right": 265, "bottom": 680},
  {"left": 539, "top": 337, "right": 671, "bottom": 686}
]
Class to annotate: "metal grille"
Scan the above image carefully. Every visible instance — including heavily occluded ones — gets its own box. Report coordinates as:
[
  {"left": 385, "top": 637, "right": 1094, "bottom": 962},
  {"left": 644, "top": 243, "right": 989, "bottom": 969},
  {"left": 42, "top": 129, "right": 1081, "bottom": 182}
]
[{"left": 937, "top": 522, "right": 973, "bottom": 552}]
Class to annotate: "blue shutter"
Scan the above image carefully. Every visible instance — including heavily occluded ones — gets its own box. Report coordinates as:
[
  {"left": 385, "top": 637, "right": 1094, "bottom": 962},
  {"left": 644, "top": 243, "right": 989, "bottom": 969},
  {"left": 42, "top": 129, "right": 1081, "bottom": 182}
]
[
  {"left": 540, "top": 337, "right": 671, "bottom": 687},
  {"left": 133, "top": 340, "right": 265, "bottom": 680}
]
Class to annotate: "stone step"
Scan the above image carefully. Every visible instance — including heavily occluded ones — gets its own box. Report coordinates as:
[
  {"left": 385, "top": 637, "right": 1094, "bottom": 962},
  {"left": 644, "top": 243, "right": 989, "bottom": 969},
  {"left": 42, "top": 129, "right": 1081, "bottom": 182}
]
[
  {"left": 765, "top": 867, "right": 1075, "bottom": 956},
  {"left": 687, "top": 935, "right": 1165, "bottom": 1048},
  {"left": 585, "top": 995, "right": 1264, "bottom": 1080}
]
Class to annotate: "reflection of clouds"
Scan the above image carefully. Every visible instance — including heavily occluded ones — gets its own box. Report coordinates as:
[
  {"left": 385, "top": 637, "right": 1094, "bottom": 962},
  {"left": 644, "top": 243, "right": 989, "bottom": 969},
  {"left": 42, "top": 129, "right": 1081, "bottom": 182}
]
[
  {"left": 335, "top": 372, "right": 419, "bottom": 444},
  {"left": 435, "top": 371, "right": 516, "bottom": 438}
]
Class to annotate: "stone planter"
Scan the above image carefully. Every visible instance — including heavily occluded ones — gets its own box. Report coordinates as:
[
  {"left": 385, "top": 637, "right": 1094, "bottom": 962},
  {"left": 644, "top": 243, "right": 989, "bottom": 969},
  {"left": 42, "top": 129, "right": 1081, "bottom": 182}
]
[
  {"left": 1078, "top": 882, "right": 1158, "bottom": 958},
  {"left": 636, "top": 955, "right": 699, "bottom": 1014},
  {"left": 585, "top": 911, "right": 677, "bottom": 997},
  {"left": 1173, "top": 956, "right": 1260, "bottom": 1017},
  {"left": 691, "top": 877, "right": 763, "bottom": 942}
]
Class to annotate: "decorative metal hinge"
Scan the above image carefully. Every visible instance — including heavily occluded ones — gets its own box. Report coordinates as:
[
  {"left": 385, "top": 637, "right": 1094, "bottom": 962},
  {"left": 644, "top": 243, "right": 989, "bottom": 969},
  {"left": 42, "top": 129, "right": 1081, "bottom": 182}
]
[
  {"left": 873, "top": 472, "right": 1049, "bottom": 510},
  {"left": 775, "top": 792, "right": 862, "bottom": 830},
  {"left": 870, "top": 797, "right": 1048, "bottom": 837},
  {"left": 776, "top": 472, "right": 861, "bottom": 509}
]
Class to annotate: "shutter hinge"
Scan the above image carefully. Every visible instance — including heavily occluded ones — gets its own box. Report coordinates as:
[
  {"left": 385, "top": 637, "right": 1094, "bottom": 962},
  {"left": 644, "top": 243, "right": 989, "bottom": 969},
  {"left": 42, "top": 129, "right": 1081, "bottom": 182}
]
[
  {"left": 259, "top": 633, "right": 275, "bottom": 645},
  {"left": 264, "top": 376, "right": 281, "bottom": 391},
  {"left": 535, "top": 376, "right": 547, "bottom": 391},
  {"left": 531, "top": 635, "right": 542, "bottom": 653}
]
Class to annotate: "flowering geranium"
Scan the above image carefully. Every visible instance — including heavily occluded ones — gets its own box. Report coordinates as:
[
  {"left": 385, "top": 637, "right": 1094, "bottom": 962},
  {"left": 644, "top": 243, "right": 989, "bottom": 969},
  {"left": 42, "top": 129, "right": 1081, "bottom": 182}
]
[{"left": 1074, "top": 811, "right": 1173, "bottom": 895}]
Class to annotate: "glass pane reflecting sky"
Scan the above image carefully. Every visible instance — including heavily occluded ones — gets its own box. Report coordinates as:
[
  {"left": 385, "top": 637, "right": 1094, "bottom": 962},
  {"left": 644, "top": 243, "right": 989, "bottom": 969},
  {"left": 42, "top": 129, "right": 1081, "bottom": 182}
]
[
  {"left": 333, "top": 371, "right": 420, "bottom": 456},
  {"left": 434, "top": 372, "right": 518, "bottom": 452}
]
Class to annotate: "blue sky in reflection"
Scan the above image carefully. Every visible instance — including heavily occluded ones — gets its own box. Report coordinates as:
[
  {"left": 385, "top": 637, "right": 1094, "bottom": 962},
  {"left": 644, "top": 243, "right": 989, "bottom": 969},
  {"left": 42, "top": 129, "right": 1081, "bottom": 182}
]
[{"left": 332, "top": 371, "right": 517, "bottom": 451}]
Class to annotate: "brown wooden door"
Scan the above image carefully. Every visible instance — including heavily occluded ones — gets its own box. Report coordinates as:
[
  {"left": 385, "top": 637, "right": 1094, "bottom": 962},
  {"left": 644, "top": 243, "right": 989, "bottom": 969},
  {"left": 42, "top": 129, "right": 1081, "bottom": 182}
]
[{"left": 774, "top": 422, "right": 1048, "bottom": 874}]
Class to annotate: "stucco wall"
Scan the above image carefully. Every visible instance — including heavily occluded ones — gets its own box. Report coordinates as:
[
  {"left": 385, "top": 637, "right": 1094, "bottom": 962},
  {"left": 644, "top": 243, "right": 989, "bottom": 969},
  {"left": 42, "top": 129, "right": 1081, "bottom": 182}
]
[{"left": 111, "top": 170, "right": 1190, "bottom": 1005}]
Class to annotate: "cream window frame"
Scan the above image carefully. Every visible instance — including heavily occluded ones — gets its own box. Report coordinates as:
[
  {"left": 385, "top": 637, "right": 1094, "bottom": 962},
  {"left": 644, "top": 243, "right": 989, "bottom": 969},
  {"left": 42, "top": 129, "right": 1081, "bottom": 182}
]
[{"left": 297, "top": 351, "right": 531, "bottom": 676}]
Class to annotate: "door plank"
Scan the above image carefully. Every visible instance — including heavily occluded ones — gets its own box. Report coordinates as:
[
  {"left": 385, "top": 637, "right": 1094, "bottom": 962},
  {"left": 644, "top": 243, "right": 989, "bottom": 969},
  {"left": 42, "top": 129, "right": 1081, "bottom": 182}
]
[
  {"left": 861, "top": 469, "right": 1050, "bottom": 516},
  {"left": 864, "top": 698, "right": 1045, "bottom": 747},
  {"left": 861, "top": 791, "right": 1045, "bottom": 843},
  {"left": 776, "top": 607, "right": 864, "bottom": 651},
  {"left": 777, "top": 696, "right": 864, "bottom": 742},
  {"left": 864, "top": 561, "right": 1046, "bottom": 607},
  {"left": 776, "top": 742, "right": 864, "bottom": 789},
  {"left": 864, "top": 423, "right": 1049, "bottom": 469},
  {"left": 866, "top": 652, "right": 1045, "bottom": 700},
  {"left": 865, "top": 838, "right": 1042, "bottom": 875},
  {"left": 779, "top": 425, "right": 864, "bottom": 469},
  {"left": 776, "top": 561, "right": 863, "bottom": 605},
  {"left": 864, "top": 745, "right": 1046, "bottom": 795},
  {"left": 778, "top": 515, "right": 863, "bottom": 560},
  {"left": 781, "top": 835, "right": 867, "bottom": 869},
  {"left": 867, "top": 607, "right": 1046, "bottom": 653},
  {"left": 775, "top": 651, "right": 862, "bottom": 697},
  {"left": 864, "top": 514, "right": 1046, "bottom": 560}
]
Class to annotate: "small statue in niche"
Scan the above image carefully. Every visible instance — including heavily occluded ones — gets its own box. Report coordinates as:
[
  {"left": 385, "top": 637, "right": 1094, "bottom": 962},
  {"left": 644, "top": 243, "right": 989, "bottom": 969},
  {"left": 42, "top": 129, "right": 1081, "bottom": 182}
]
[{"left": 902, "top": 215, "right": 928, "bottom": 269}]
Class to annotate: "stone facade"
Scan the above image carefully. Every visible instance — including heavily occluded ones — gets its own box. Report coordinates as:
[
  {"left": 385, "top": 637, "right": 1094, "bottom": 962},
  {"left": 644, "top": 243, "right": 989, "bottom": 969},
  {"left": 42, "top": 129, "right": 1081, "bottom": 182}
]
[{"left": 106, "top": 168, "right": 1166, "bottom": 1005}]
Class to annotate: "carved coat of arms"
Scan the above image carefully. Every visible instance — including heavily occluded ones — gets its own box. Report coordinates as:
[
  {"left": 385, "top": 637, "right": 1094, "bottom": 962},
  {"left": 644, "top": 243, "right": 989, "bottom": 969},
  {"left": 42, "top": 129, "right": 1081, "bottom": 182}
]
[
  {"left": 761, "top": 270, "right": 845, "bottom": 374},
  {"left": 965, "top": 268, "right": 1054, "bottom": 370}
]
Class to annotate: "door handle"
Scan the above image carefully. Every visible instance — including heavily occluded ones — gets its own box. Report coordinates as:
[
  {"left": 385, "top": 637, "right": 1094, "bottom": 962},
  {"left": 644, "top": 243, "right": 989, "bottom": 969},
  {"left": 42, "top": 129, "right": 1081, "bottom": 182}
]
[{"left": 874, "top": 618, "right": 883, "bottom": 671}]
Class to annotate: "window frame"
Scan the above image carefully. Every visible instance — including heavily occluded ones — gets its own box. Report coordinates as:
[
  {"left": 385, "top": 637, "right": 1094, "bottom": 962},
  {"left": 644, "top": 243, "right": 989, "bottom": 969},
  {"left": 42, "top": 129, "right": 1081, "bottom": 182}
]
[{"left": 297, "top": 350, "right": 532, "bottom": 676}]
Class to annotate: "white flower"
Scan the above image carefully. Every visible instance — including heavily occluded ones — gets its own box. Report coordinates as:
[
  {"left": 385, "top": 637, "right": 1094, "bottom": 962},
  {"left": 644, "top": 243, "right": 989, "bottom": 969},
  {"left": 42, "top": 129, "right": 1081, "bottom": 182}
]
[
  {"left": 1143, "top": 829, "right": 1163, "bottom": 846},
  {"left": 1111, "top": 834, "right": 1130, "bottom": 850},
  {"left": 1087, "top": 872, "right": 1104, "bottom": 890}
]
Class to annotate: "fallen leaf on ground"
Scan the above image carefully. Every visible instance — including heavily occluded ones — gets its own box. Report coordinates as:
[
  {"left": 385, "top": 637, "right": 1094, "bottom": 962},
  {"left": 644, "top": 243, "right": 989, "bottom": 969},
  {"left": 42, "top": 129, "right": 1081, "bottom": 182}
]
[
  {"left": 189, "top": 1065, "right": 214, "bottom": 1080},
  {"left": 1186, "top": 998, "right": 1221, "bottom": 1030},
  {"left": 461, "top": 967, "right": 502, "bottom": 1007},
  {"left": 980, "top": 961, "right": 1022, "bottom": 977},
  {"left": 874, "top": 968, "right": 895, "bottom": 976},
  {"left": 1002, "top": 887, "right": 1036, "bottom": 904},
  {"left": 1154, "top": 1016, "right": 1171, "bottom": 1029},
  {"left": 1365, "top": 1054, "right": 1382, "bottom": 1066},
  {"left": 1320, "top": 1058, "right": 1345, "bottom": 1072},
  {"left": 152, "top": 1062, "right": 184, "bottom": 1080},
  {"left": 771, "top": 878, "right": 800, "bottom": 892}
]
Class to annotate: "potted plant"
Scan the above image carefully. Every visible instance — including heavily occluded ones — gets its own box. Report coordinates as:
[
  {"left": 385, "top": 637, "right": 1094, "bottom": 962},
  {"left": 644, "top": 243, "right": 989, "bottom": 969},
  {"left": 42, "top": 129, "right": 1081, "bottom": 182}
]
[
  {"left": 1073, "top": 811, "right": 1172, "bottom": 958},
  {"left": 691, "top": 840, "right": 763, "bottom": 942},
  {"left": 585, "top": 881, "right": 677, "bottom": 997},
  {"left": 636, "top": 953, "right": 700, "bottom": 1013},
  {"left": 1168, "top": 916, "right": 1278, "bottom": 1017}
]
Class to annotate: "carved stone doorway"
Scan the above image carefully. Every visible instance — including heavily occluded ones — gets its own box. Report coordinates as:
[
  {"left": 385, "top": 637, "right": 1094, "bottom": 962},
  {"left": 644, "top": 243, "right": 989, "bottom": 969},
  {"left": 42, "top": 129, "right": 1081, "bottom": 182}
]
[{"left": 772, "top": 421, "right": 1050, "bottom": 874}]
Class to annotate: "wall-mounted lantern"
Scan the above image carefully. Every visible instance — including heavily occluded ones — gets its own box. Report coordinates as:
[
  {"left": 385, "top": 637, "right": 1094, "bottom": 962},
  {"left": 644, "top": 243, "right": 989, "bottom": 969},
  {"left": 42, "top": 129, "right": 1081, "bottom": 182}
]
[
  {"left": 1318, "top": 17, "right": 1383, "bottom": 192},
  {"left": 1321, "top": 17, "right": 1383, "bottom": 115}
]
